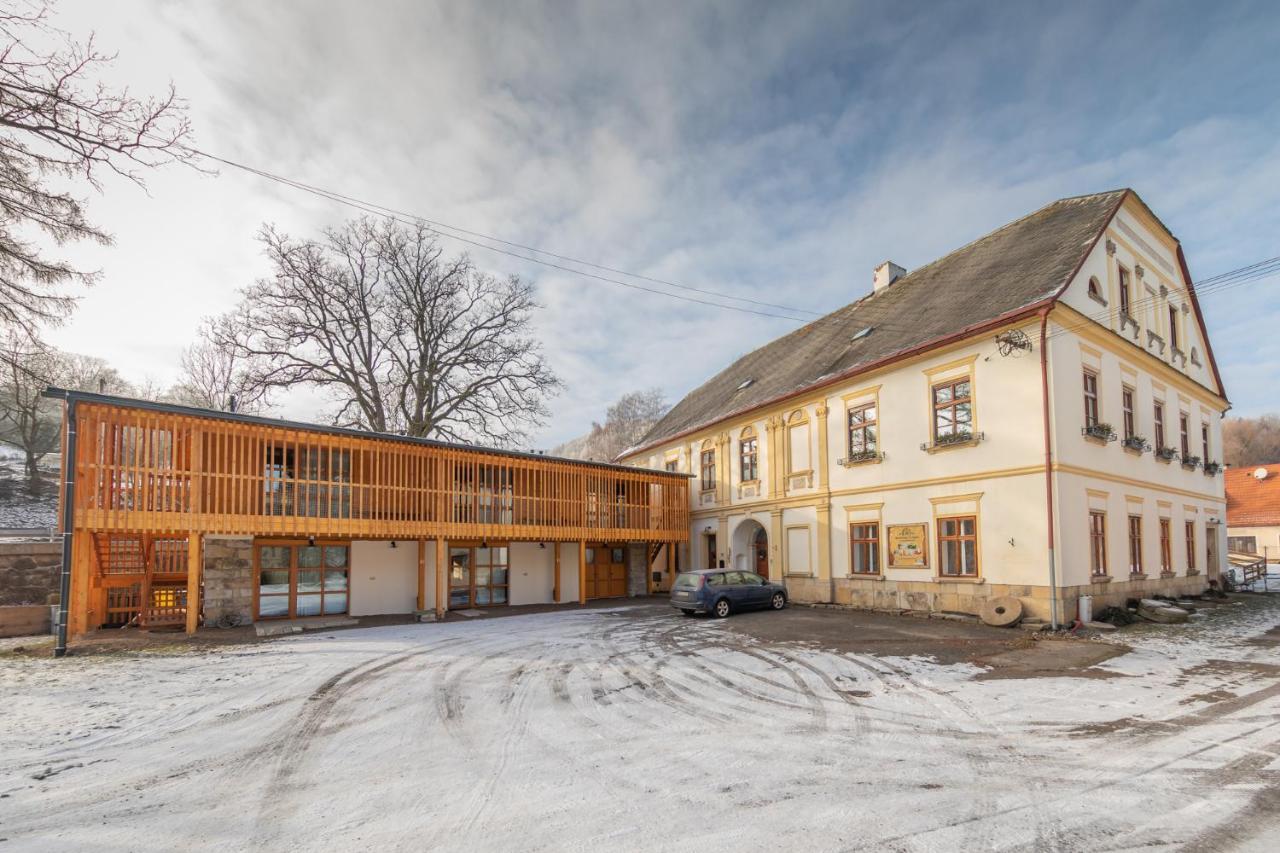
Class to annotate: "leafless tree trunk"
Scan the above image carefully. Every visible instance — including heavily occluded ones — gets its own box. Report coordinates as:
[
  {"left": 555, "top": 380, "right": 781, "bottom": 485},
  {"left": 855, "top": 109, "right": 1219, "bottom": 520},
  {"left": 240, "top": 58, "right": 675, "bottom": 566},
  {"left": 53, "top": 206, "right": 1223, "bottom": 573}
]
[
  {"left": 211, "top": 218, "right": 560, "bottom": 446},
  {"left": 0, "top": 1, "right": 198, "bottom": 332}
]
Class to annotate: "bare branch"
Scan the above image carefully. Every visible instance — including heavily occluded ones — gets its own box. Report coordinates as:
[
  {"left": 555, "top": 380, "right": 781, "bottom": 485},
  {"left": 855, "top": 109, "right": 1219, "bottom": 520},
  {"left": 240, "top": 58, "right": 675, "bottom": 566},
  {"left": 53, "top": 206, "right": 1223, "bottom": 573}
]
[
  {"left": 0, "top": 0, "right": 200, "bottom": 332},
  {"left": 204, "top": 217, "right": 559, "bottom": 446}
]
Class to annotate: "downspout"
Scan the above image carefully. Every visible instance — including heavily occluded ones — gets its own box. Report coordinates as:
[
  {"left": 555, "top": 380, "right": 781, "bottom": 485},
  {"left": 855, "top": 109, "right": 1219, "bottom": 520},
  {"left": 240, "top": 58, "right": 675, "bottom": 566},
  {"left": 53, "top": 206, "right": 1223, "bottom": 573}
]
[
  {"left": 54, "top": 394, "right": 77, "bottom": 658},
  {"left": 1039, "top": 309, "right": 1059, "bottom": 630}
]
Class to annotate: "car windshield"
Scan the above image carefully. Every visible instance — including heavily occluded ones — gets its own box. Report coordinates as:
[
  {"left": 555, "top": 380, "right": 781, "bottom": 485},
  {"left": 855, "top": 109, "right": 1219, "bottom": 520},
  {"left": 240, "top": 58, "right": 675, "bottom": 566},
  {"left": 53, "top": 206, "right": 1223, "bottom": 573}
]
[{"left": 673, "top": 573, "right": 701, "bottom": 590}]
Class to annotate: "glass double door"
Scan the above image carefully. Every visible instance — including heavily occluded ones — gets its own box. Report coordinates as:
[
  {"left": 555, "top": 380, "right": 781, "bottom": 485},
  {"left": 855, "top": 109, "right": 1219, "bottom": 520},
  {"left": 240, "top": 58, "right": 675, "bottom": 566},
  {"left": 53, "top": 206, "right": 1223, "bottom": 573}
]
[
  {"left": 256, "top": 541, "right": 350, "bottom": 619},
  {"left": 449, "top": 543, "right": 509, "bottom": 608}
]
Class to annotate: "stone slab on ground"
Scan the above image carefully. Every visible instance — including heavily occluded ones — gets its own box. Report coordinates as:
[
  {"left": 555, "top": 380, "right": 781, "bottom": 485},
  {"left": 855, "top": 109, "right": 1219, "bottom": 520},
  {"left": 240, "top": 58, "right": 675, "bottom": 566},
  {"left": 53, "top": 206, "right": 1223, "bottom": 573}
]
[
  {"left": 1085, "top": 620, "right": 1119, "bottom": 632},
  {"left": 255, "top": 616, "right": 359, "bottom": 637},
  {"left": 1138, "top": 599, "right": 1190, "bottom": 624}
]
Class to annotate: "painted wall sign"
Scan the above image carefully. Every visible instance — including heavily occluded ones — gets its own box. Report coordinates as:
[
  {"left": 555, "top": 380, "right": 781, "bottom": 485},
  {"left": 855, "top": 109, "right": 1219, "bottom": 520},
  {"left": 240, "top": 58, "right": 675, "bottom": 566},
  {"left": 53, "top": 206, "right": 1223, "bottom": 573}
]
[{"left": 887, "top": 523, "right": 929, "bottom": 568}]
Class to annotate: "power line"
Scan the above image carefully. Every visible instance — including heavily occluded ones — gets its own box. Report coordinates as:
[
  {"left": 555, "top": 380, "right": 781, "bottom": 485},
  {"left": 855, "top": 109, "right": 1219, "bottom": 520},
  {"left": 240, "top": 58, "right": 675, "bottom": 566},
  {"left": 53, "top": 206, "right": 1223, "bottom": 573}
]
[
  {"left": 58, "top": 102, "right": 1280, "bottom": 338},
  {"left": 1043, "top": 256, "right": 1280, "bottom": 344},
  {"left": 191, "top": 145, "right": 1279, "bottom": 346}
]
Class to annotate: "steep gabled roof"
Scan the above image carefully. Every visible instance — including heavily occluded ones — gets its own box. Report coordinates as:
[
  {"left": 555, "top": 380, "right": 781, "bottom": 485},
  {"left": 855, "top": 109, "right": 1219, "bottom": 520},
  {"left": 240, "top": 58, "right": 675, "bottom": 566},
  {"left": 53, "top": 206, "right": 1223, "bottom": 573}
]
[
  {"left": 1226, "top": 464, "right": 1280, "bottom": 528},
  {"left": 630, "top": 189, "right": 1129, "bottom": 453}
]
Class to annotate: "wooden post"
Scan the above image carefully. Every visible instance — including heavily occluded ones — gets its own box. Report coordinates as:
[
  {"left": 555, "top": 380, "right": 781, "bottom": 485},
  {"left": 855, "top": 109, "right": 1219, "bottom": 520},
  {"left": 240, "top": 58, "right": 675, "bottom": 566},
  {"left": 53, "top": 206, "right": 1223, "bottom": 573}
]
[
  {"left": 416, "top": 538, "right": 427, "bottom": 611},
  {"left": 185, "top": 533, "right": 202, "bottom": 635},
  {"left": 553, "top": 543, "right": 561, "bottom": 603},
  {"left": 578, "top": 539, "right": 587, "bottom": 605},
  {"left": 667, "top": 540, "right": 675, "bottom": 587},
  {"left": 434, "top": 537, "right": 446, "bottom": 620}
]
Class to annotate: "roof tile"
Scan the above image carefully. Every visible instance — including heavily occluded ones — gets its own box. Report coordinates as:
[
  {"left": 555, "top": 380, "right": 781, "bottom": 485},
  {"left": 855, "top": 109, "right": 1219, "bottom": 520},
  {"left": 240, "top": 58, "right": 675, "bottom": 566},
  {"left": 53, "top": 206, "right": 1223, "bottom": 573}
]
[
  {"left": 634, "top": 190, "right": 1128, "bottom": 452},
  {"left": 1225, "top": 465, "right": 1280, "bottom": 527}
]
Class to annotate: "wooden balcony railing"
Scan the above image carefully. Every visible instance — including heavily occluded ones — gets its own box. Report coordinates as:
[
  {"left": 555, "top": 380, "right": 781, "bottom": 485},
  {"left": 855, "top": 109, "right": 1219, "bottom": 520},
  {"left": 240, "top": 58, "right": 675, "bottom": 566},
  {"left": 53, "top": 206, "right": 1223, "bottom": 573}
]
[{"left": 64, "top": 397, "right": 690, "bottom": 543}]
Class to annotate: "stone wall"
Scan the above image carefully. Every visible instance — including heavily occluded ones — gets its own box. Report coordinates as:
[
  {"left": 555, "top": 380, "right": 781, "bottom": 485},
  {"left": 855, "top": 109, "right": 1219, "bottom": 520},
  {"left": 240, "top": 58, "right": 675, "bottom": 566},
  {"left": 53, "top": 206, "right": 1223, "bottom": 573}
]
[
  {"left": 203, "top": 537, "right": 254, "bottom": 627},
  {"left": 0, "top": 541, "right": 61, "bottom": 606},
  {"left": 627, "top": 543, "right": 649, "bottom": 596},
  {"left": 828, "top": 572, "right": 1217, "bottom": 622}
]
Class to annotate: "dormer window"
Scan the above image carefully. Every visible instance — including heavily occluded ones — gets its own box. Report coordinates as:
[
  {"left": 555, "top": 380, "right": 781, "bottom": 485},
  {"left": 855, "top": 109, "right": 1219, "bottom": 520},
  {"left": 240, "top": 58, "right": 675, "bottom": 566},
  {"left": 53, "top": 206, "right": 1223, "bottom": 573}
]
[
  {"left": 1087, "top": 277, "right": 1105, "bottom": 304},
  {"left": 850, "top": 326, "right": 874, "bottom": 342},
  {"left": 735, "top": 378, "right": 754, "bottom": 392}
]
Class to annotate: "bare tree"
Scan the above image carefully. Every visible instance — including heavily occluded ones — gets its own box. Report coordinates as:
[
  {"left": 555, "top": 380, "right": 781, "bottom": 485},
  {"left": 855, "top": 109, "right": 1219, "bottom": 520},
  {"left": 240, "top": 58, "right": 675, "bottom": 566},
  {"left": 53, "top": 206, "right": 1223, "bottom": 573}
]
[
  {"left": 0, "top": 1, "right": 198, "bottom": 332},
  {"left": 170, "top": 315, "right": 266, "bottom": 412},
  {"left": 553, "top": 388, "right": 668, "bottom": 462},
  {"left": 1223, "top": 414, "right": 1280, "bottom": 467},
  {"left": 212, "top": 218, "right": 560, "bottom": 446},
  {"left": 0, "top": 330, "right": 125, "bottom": 485}
]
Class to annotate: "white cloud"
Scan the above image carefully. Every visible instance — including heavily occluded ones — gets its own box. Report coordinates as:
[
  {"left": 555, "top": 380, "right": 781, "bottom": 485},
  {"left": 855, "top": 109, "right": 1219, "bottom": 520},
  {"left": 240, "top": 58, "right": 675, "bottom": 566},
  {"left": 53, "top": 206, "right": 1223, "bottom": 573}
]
[{"left": 34, "top": 0, "right": 1280, "bottom": 441}]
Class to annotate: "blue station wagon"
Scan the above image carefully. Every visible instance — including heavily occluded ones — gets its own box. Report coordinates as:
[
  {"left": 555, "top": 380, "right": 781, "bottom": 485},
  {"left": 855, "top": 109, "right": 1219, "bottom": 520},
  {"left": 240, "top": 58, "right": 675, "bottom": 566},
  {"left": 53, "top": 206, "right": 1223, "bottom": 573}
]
[{"left": 670, "top": 569, "right": 787, "bottom": 617}]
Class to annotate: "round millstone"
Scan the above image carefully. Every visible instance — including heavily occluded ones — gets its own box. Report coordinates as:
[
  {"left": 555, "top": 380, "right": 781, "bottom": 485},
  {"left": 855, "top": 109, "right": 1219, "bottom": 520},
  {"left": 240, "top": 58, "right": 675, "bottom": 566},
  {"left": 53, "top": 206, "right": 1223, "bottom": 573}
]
[{"left": 980, "top": 596, "right": 1023, "bottom": 628}]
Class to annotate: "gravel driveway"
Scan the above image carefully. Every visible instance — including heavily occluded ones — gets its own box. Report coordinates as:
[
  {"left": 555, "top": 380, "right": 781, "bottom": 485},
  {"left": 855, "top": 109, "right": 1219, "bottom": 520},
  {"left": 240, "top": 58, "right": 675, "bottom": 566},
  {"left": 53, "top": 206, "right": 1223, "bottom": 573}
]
[{"left": 2, "top": 597, "right": 1278, "bottom": 851}]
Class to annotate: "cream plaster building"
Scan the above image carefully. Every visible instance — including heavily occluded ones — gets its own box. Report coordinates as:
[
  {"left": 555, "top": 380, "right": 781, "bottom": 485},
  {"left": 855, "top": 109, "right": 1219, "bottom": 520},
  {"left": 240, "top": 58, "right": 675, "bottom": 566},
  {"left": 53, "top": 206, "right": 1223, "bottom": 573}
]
[{"left": 622, "top": 190, "right": 1229, "bottom": 622}]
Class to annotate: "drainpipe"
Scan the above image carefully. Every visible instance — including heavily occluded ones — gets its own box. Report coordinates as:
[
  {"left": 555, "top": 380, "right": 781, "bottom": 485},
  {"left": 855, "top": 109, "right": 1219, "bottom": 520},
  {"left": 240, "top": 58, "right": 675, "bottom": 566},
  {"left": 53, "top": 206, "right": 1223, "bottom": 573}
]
[
  {"left": 54, "top": 394, "right": 77, "bottom": 658},
  {"left": 1039, "top": 309, "right": 1059, "bottom": 630}
]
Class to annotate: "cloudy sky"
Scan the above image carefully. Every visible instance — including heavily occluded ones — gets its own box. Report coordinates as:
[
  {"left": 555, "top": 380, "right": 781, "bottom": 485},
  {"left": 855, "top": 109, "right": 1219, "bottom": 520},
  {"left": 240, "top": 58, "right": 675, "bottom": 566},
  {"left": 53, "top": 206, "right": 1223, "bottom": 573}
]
[{"left": 42, "top": 0, "right": 1280, "bottom": 446}]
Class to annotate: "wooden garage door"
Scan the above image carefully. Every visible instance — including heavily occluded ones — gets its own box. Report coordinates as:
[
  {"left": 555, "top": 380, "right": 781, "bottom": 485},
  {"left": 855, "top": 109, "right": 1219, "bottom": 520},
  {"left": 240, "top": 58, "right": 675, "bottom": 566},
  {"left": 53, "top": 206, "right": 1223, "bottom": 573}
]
[{"left": 586, "top": 544, "right": 627, "bottom": 599}]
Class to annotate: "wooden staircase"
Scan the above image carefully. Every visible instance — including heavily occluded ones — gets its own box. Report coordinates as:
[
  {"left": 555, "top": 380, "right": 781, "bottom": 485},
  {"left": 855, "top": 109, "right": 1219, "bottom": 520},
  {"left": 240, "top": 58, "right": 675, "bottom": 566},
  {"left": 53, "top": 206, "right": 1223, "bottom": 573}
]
[{"left": 93, "top": 533, "right": 192, "bottom": 630}]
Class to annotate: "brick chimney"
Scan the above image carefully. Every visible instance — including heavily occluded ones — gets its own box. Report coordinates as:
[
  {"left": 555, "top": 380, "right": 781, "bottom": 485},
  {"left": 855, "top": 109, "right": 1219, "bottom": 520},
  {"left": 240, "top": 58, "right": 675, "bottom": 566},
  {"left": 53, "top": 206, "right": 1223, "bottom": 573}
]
[{"left": 873, "top": 260, "right": 906, "bottom": 294}]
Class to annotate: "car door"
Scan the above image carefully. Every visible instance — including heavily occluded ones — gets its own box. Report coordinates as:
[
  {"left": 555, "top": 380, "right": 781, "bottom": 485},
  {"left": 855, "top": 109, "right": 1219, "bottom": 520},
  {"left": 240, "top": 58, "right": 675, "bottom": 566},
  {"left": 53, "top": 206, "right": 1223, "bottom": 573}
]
[
  {"left": 740, "top": 572, "right": 771, "bottom": 608},
  {"left": 720, "top": 571, "right": 748, "bottom": 608}
]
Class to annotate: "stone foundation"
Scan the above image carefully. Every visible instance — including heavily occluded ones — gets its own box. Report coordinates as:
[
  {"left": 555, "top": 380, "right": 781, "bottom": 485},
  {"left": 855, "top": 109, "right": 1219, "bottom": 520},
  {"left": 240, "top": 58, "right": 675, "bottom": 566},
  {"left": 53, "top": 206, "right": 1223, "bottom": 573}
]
[
  {"left": 0, "top": 541, "right": 61, "bottom": 606},
  {"left": 791, "top": 571, "right": 1221, "bottom": 622},
  {"left": 782, "top": 576, "right": 832, "bottom": 604},
  {"left": 203, "top": 537, "right": 254, "bottom": 627}
]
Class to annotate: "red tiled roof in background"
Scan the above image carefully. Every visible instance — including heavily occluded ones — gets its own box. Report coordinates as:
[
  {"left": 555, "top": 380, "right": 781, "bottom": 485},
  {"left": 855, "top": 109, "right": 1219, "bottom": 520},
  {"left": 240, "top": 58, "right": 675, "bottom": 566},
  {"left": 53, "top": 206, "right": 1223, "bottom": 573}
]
[{"left": 1225, "top": 464, "right": 1280, "bottom": 526}]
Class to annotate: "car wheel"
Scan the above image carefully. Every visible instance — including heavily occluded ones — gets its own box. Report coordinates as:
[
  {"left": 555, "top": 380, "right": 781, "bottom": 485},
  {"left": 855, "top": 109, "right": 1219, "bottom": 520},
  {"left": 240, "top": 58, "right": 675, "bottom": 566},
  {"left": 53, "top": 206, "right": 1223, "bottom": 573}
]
[
  {"left": 770, "top": 592, "right": 786, "bottom": 610},
  {"left": 713, "top": 598, "right": 731, "bottom": 618}
]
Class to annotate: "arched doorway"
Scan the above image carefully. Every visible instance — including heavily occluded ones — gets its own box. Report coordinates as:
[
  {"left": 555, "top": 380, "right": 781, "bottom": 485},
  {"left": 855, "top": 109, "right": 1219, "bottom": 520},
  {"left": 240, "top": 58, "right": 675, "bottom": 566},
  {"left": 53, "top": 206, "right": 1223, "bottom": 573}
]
[
  {"left": 732, "top": 519, "right": 770, "bottom": 579},
  {"left": 753, "top": 527, "right": 769, "bottom": 579}
]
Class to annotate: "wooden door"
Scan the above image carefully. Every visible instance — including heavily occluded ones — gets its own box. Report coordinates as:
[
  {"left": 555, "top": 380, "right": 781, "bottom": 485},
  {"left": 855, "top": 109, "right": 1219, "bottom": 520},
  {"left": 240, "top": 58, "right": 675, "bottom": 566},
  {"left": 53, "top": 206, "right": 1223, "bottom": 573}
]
[
  {"left": 607, "top": 546, "right": 627, "bottom": 597},
  {"left": 754, "top": 529, "right": 769, "bottom": 579},
  {"left": 586, "top": 544, "right": 627, "bottom": 599}
]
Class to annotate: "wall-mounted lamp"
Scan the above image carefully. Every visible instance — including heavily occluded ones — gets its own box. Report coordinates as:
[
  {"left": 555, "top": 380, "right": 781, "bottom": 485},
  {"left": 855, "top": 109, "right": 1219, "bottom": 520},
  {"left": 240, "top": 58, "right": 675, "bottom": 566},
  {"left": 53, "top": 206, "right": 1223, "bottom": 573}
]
[
  {"left": 481, "top": 540, "right": 488, "bottom": 548},
  {"left": 539, "top": 542, "right": 546, "bottom": 550},
  {"left": 307, "top": 536, "right": 315, "bottom": 547},
  {"left": 390, "top": 540, "right": 397, "bottom": 549}
]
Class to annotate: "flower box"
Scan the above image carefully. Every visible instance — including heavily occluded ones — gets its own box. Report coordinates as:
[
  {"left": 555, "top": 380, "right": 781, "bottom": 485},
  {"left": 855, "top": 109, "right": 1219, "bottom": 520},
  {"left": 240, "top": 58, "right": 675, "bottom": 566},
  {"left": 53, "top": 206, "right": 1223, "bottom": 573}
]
[
  {"left": 1122, "top": 435, "right": 1150, "bottom": 453},
  {"left": 1082, "top": 423, "right": 1117, "bottom": 442}
]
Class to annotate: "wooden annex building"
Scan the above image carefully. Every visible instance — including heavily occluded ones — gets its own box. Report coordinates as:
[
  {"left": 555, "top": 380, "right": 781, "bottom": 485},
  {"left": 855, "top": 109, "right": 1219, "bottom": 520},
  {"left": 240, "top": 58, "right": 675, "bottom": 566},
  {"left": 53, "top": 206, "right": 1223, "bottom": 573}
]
[{"left": 46, "top": 389, "right": 690, "bottom": 652}]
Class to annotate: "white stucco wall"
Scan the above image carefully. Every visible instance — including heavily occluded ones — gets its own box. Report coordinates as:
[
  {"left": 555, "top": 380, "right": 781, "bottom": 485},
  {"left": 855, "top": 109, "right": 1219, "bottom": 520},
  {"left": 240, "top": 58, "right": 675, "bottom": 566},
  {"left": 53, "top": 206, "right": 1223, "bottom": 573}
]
[
  {"left": 350, "top": 540, "right": 429, "bottom": 616},
  {"left": 509, "top": 542, "right": 554, "bottom": 605},
  {"left": 1226, "top": 526, "right": 1280, "bottom": 556}
]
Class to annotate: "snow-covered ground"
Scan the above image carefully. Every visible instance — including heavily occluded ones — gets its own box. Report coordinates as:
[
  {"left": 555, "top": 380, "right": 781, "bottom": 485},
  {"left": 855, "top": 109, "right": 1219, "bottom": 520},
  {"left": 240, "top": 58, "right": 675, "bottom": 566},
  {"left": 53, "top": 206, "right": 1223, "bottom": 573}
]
[{"left": 2, "top": 598, "right": 1279, "bottom": 852}]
